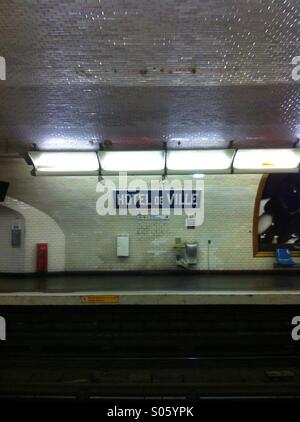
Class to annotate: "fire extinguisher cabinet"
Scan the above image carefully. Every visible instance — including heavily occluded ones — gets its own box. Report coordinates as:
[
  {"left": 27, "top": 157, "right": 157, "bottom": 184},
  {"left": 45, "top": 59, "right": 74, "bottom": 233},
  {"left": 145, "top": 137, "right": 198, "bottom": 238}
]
[{"left": 37, "top": 243, "right": 48, "bottom": 273}]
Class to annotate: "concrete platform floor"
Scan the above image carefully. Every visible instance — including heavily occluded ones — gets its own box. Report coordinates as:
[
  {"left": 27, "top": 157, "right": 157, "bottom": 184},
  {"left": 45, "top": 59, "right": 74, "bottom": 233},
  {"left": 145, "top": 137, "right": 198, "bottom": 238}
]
[{"left": 0, "top": 272, "right": 300, "bottom": 305}]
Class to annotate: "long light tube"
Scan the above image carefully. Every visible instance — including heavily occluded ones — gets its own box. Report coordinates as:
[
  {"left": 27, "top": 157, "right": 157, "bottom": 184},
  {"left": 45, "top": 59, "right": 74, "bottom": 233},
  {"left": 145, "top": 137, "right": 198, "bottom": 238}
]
[
  {"left": 28, "top": 151, "right": 100, "bottom": 176},
  {"left": 166, "top": 149, "right": 235, "bottom": 174},
  {"left": 233, "top": 149, "right": 300, "bottom": 173},
  {"left": 98, "top": 151, "right": 165, "bottom": 175}
]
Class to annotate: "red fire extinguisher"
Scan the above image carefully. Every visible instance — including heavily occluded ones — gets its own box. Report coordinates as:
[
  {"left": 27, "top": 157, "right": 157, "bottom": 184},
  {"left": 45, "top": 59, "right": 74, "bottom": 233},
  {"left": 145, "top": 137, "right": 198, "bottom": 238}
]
[{"left": 37, "top": 243, "right": 48, "bottom": 273}]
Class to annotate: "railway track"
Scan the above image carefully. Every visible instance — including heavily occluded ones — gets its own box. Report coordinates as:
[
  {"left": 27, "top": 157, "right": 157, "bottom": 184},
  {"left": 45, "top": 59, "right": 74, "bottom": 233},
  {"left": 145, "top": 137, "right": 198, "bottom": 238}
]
[{"left": 0, "top": 305, "right": 300, "bottom": 400}]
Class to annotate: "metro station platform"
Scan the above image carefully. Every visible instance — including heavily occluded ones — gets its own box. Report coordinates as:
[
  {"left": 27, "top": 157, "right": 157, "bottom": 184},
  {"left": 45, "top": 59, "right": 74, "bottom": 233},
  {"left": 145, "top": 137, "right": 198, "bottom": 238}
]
[{"left": 0, "top": 272, "right": 300, "bottom": 305}]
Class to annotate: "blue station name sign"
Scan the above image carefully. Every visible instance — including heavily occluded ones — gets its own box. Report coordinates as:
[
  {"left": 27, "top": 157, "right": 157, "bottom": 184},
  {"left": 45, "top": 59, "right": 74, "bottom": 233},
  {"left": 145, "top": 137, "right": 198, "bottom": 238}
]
[{"left": 114, "top": 190, "right": 201, "bottom": 210}]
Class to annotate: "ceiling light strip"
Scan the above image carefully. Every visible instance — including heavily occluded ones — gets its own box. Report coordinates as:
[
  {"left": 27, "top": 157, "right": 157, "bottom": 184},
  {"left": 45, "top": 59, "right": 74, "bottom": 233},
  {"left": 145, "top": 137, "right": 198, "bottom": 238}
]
[{"left": 26, "top": 149, "right": 300, "bottom": 175}]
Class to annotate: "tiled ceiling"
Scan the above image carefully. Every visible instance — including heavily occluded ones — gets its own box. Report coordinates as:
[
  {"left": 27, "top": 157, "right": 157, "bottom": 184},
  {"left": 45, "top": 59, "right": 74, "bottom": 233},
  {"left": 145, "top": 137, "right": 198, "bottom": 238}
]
[{"left": 0, "top": 0, "right": 299, "bottom": 152}]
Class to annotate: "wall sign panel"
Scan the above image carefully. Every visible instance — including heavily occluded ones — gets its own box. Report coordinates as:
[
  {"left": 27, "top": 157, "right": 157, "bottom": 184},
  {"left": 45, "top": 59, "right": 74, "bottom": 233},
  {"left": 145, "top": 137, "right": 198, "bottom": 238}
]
[{"left": 253, "top": 174, "right": 300, "bottom": 256}]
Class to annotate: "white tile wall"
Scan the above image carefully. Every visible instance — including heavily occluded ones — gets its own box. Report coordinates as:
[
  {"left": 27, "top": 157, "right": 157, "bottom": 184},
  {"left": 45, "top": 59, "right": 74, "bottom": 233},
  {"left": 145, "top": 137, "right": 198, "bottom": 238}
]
[{"left": 0, "top": 158, "right": 281, "bottom": 272}]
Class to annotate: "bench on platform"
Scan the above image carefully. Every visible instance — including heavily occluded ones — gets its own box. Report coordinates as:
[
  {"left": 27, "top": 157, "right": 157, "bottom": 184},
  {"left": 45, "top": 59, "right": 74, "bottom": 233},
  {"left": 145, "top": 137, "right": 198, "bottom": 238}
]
[{"left": 274, "top": 248, "right": 300, "bottom": 269}]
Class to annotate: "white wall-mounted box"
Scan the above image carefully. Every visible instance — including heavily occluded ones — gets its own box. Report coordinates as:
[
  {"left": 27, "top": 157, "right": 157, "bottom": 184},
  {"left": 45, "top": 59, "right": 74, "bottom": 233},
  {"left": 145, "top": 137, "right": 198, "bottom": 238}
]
[{"left": 117, "top": 235, "right": 129, "bottom": 257}]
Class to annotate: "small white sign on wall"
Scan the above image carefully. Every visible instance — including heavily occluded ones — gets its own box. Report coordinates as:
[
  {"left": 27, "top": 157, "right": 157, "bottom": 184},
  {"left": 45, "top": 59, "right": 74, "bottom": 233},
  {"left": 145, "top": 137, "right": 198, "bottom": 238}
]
[
  {"left": 0, "top": 56, "right": 6, "bottom": 81},
  {"left": 117, "top": 235, "right": 129, "bottom": 257}
]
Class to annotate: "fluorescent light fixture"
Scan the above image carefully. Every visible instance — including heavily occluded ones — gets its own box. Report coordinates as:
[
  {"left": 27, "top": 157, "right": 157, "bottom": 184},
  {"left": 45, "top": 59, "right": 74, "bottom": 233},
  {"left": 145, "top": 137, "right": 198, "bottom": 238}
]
[
  {"left": 233, "top": 149, "right": 300, "bottom": 173},
  {"left": 166, "top": 149, "right": 235, "bottom": 174},
  {"left": 98, "top": 151, "right": 165, "bottom": 175},
  {"left": 27, "top": 148, "right": 300, "bottom": 177},
  {"left": 28, "top": 151, "right": 100, "bottom": 176}
]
